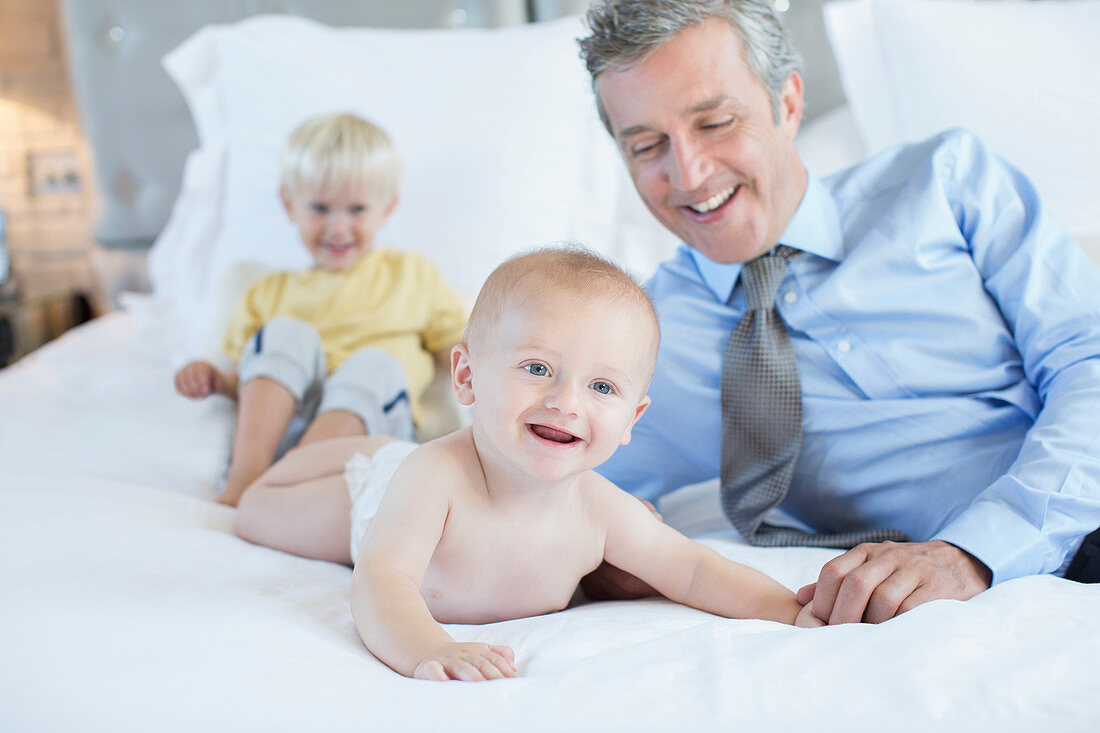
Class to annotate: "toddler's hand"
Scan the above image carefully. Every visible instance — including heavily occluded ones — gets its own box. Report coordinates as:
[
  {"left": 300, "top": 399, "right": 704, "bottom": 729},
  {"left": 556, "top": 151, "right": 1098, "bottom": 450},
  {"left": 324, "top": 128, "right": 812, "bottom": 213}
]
[
  {"left": 795, "top": 601, "right": 825, "bottom": 628},
  {"left": 413, "top": 642, "right": 517, "bottom": 682},
  {"left": 174, "top": 360, "right": 221, "bottom": 399}
]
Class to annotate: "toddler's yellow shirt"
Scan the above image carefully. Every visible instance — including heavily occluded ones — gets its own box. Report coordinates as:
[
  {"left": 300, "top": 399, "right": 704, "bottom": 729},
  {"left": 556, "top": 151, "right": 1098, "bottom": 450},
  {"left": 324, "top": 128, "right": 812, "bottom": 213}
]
[{"left": 222, "top": 247, "right": 466, "bottom": 423}]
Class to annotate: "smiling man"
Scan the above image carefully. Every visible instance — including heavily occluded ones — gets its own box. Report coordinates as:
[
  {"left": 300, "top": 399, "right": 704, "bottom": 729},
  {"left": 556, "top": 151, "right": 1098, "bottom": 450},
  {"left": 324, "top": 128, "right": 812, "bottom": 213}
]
[{"left": 579, "top": 0, "right": 1100, "bottom": 624}]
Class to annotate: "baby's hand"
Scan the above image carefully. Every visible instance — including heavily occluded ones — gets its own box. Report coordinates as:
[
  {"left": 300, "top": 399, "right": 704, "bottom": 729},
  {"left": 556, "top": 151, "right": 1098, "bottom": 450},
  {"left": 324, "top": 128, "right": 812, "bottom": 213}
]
[
  {"left": 174, "top": 360, "right": 221, "bottom": 399},
  {"left": 413, "top": 642, "right": 517, "bottom": 682},
  {"left": 795, "top": 601, "right": 825, "bottom": 628}
]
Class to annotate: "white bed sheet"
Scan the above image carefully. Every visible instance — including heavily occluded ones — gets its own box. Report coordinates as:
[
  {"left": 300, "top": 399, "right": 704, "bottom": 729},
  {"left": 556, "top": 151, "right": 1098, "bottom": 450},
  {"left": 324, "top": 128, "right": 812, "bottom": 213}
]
[{"left": 2, "top": 312, "right": 1099, "bottom": 731}]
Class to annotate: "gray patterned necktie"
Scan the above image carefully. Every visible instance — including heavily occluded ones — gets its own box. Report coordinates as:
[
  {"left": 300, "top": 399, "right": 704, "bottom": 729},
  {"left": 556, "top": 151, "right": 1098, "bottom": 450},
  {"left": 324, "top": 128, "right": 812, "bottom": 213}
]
[{"left": 719, "top": 246, "right": 909, "bottom": 548}]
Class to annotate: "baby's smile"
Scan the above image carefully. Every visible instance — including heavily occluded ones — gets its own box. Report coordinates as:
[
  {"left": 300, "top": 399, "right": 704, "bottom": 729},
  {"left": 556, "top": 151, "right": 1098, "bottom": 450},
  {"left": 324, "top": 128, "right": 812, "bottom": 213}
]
[{"left": 528, "top": 423, "right": 580, "bottom": 445}]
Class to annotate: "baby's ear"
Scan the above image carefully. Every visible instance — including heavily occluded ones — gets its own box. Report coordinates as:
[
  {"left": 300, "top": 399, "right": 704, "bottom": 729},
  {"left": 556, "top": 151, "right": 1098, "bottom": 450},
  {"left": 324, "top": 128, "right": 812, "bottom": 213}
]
[
  {"left": 451, "top": 344, "right": 475, "bottom": 405},
  {"left": 619, "top": 394, "right": 651, "bottom": 446}
]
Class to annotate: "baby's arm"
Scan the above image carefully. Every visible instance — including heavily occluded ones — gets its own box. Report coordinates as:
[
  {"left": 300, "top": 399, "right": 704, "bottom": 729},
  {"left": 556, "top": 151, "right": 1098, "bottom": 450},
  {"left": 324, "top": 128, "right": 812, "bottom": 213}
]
[
  {"left": 351, "top": 449, "right": 517, "bottom": 681},
  {"left": 174, "top": 360, "right": 238, "bottom": 399},
  {"left": 598, "top": 485, "right": 813, "bottom": 625}
]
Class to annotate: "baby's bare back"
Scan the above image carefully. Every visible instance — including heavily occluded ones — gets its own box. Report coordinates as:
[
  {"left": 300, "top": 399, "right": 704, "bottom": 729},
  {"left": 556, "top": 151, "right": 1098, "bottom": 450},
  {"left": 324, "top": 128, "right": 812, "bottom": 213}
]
[{"left": 414, "top": 432, "right": 609, "bottom": 624}]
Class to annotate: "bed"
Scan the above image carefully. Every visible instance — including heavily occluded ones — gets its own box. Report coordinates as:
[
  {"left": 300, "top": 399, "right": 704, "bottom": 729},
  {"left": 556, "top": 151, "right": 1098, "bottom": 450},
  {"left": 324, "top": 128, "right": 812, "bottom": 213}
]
[{"left": 3, "top": 1, "right": 1100, "bottom": 730}]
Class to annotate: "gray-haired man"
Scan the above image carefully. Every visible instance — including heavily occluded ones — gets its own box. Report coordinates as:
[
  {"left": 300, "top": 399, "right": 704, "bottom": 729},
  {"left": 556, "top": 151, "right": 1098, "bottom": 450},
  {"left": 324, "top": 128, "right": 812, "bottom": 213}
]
[{"left": 580, "top": 0, "right": 1100, "bottom": 624}]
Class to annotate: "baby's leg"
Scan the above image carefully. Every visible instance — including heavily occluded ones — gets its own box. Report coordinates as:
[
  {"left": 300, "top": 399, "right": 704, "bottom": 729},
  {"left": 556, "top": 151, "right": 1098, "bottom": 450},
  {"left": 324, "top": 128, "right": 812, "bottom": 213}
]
[{"left": 236, "top": 436, "right": 396, "bottom": 565}]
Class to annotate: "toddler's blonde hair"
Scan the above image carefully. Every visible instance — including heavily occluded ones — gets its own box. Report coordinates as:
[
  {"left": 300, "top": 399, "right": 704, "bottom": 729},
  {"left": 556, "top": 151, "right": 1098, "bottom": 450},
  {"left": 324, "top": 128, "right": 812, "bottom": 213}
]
[{"left": 279, "top": 112, "right": 401, "bottom": 200}]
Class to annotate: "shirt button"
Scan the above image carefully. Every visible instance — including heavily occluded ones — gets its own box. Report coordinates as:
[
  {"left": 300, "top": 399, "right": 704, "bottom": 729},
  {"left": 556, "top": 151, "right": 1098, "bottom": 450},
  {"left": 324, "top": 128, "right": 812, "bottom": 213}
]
[
  {"left": 837, "top": 340, "right": 852, "bottom": 354},
  {"left": 784, "top": 291, "right": 798, "bottom": 304}
]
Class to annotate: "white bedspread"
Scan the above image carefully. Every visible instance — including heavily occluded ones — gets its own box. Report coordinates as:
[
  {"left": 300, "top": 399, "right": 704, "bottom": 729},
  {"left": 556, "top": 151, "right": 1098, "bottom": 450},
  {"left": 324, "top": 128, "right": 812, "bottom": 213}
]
[{"left": 2, "top": 312, "right": 1098, "bottom": 731}]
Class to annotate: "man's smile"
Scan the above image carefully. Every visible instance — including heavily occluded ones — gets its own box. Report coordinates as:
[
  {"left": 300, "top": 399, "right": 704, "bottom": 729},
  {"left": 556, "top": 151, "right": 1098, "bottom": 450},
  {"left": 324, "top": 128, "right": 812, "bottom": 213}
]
[{"left": 682, "top": 185, "right": 740, "bottom": 220}]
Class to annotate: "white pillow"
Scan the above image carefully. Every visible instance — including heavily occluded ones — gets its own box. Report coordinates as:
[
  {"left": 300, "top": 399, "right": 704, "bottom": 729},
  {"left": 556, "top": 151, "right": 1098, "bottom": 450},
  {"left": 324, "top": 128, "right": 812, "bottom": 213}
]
[
  {"left": 794, "top": 103, "right": 866, "bottom": 177},
  {"left": 824, "top": 0, "right": 1100, "bottom": 239},
  {"left": 144, "top": 145, "right": 228, "bottom": 362},
  {"left": 152, "top": 15, "right": 679, "bottom": 362}
]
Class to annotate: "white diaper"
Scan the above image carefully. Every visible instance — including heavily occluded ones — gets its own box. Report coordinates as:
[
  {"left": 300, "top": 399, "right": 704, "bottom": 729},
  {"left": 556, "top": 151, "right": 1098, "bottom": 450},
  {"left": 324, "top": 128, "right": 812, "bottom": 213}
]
[{"left": 345, "top": 440, "right": 419, "bottom": 563}]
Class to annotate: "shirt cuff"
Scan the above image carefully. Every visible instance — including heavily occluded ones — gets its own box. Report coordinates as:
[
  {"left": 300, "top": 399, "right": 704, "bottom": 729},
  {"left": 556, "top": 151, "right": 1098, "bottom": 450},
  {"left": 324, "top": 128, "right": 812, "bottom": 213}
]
[{"left": 933, "top": 495, "right": 1059, "bottom": 586}]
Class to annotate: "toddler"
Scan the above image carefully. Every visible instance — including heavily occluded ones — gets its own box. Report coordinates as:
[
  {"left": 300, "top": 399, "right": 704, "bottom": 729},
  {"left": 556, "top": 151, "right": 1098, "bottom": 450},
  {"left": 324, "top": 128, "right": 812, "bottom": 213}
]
[
  {"left": 236, "top": 246, "right": 820, "bottom": 681},
  {"left": 174, "top": 113, "right": 466, "bottom": 506}
]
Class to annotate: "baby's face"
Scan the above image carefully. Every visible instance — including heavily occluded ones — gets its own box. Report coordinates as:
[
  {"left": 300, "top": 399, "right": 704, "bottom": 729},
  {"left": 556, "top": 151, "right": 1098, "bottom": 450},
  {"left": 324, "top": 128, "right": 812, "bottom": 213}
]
[
  {"left": 461, "top": 288, "right": 654, "bottom": 484},
  {"left": 281, "top": 179, "right": 395, "bottom": 271}
]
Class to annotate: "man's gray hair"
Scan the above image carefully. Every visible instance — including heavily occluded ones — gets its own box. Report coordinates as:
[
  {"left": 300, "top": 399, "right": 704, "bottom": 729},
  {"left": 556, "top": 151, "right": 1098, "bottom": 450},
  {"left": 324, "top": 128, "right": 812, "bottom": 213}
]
[{"left": 578, "top": 0, "right": 803, "bottom": 131}]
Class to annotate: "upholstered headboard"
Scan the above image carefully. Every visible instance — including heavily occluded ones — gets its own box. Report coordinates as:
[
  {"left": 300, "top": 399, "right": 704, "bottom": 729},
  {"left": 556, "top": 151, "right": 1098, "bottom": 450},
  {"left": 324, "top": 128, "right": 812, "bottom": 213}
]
[
  {"left": 60, "top": 0, "right": 531, "bottom": 250},
  {"left": 61, "top": 0, "right": 845, "bottom": 251}
]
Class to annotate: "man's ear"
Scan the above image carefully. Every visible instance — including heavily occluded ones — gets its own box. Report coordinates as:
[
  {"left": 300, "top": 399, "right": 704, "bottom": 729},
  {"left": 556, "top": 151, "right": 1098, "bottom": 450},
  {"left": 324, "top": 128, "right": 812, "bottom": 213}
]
[
  {"left": 619, "top": 395, "right": 651, "bottom": 446},
  {"left": 451, "top": 343, "right": 475, "bottom": 406},
  {"left": 778, "top": 70, "right": 804, "bottom": 139}
]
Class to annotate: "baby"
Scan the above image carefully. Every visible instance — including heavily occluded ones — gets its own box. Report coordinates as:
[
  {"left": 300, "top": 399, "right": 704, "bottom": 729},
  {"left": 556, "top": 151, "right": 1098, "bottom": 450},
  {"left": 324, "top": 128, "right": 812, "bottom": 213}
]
[
  {"left": 236, "top": 246, "right": 820, "bottom": 682},
  {"left": 174, "top": 113, "right": 465, "bottom": 506}
]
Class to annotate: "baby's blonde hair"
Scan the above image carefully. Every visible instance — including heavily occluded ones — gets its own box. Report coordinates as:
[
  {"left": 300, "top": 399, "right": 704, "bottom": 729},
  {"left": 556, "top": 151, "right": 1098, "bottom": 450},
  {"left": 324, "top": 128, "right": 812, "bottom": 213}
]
[
  {"left": 465, "top": 244, "right": 661, "bottom": 380},
  {"left": 279, "top": 112, "right": 401, "bottom": 200}
]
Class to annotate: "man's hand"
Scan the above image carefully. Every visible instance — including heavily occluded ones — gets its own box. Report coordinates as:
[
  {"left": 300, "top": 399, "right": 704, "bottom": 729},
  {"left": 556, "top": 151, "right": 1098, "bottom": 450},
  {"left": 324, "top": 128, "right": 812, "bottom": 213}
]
[
  {"left": 796, "top": 540, "right": 992, "bottom": 624},
  {"left": 174, "top": 360, "right": 223, "bottom": 399},
  {"left": 413, "top": 642, "right": 517, "bottom": 682}
]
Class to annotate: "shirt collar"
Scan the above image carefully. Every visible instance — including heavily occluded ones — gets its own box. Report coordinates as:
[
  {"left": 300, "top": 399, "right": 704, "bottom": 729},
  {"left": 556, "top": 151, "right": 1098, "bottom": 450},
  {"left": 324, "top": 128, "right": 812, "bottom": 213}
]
[{"left": 687, "top": 171, "right": 843, "bottom": 302}]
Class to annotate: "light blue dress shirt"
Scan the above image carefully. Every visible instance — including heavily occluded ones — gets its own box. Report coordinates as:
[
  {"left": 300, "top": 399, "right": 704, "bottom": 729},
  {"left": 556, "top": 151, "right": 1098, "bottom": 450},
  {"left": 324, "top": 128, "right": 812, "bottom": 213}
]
[{"left": 599, "top": 129, "right": 1100, "bottom": 584}]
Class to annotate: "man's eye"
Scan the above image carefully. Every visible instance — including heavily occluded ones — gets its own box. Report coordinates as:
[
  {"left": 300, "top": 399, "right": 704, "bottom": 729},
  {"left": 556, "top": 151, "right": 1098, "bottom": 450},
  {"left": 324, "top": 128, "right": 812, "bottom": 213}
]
[
  {"left": 349, "top": 205, "right": 367, "bottom": 215},
  {"left": 701, "top": 116, "right": 734, "bottom": 130},
  {"left": 631, "top": 142, "right": 660, "bottom": 157},
  {"left": 524, "top": 363, "right": 549, "bottom": 377},
  {"left": 311, "top": 204, "right": 328, "bottom": 214},
  {"left": 590, "top": 381, "right": 614, "bottom": 395}
]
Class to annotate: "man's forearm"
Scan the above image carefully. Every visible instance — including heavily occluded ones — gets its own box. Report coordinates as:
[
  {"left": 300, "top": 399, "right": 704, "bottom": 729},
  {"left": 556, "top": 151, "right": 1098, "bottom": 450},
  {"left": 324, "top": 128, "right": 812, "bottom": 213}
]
[{"left": 934, "top": 362, "right": 1100, "bottom": 583}]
